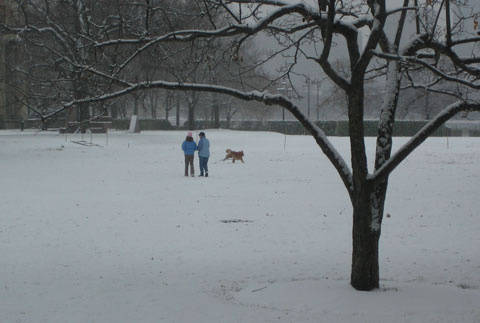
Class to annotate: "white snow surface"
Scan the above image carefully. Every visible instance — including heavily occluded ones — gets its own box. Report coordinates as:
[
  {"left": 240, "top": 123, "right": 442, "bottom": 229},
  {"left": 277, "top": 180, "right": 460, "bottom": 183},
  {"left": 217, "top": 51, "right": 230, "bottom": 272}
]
[{"left": 0, "top": 129, "right": 479, "bottom": 323}]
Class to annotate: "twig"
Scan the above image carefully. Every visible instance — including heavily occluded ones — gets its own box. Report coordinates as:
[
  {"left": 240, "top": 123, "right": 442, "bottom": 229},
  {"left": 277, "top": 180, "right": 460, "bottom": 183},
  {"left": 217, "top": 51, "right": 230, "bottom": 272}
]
[{"left": 251, "top": 286, "right": 267, "bottom": 293}]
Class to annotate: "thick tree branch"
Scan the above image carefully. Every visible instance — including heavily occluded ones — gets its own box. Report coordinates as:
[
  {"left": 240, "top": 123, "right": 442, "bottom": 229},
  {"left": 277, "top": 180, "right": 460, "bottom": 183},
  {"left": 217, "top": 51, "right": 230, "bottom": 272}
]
[
  {"left": 370, "top": 100, "right": 480, "bottom": 182},
  {"left": 393, "top": 0, "right": 410, "bottom": 50},
  {"left": 54, "top": 79, "right": 354, "bottom": 195},
  {"left": 354, "top": 0, "right": 386, "bottom": 75}
]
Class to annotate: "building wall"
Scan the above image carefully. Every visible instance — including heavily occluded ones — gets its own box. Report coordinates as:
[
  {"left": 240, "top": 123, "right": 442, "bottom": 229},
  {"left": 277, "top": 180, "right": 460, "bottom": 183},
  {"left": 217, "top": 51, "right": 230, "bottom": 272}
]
[
  {"left": 0, "top": 0, "right": 26, "bottom": 123},
  {"left": 0, "top": 2, "right": 7, "bottom": 120}
]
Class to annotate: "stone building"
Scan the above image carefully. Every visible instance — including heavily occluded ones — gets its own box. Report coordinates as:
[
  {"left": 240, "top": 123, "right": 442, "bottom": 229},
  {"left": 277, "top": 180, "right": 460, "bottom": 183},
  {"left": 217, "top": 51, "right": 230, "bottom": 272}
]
[{"left": 0, "top": 1, "right": 26, "bottom": 127}]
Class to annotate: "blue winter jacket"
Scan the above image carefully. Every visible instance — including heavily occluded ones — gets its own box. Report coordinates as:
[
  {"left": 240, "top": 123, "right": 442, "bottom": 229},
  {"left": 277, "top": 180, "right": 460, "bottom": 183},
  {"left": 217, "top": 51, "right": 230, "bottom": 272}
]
[
  {"left": 197, "top": 137, "right": 210, "bottom": 158},
  {"left": 182, "top": 140, "right": 197, "bottom": 155}
]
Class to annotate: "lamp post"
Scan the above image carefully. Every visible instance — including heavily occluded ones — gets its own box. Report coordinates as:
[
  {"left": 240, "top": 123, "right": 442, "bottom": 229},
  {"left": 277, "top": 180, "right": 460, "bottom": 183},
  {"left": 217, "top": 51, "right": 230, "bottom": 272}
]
[
  {"left": 276, "top": 80, "right": 292, "bottom": 121},
  {"left": 276, "top": 79, "right": 292, "bottom": 150},
  {"left": 316, "top": 81, "right": 321, "bottom": 121},
  {"left": 306, "top": 76, "right": 311, "bottom": 119}
]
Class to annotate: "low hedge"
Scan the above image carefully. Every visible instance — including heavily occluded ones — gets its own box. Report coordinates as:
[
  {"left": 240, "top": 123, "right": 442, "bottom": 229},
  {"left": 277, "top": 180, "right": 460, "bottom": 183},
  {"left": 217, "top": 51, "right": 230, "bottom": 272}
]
[
  {"left": 190, "top": 120, "right": 450, "bottom": 137},
  {"left": 2, "top": 117, "right": 478, "bottom": 137}
]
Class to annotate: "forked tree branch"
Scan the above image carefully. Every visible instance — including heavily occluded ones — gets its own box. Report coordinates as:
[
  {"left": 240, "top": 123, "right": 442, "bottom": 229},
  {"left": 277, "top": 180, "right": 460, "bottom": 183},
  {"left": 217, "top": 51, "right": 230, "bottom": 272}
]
[
  {"left": 369, "top": 100, "right": 480, "bottom": 182},
  {"left": 371, "top": 51, "right": 480, "bottom": 89}
]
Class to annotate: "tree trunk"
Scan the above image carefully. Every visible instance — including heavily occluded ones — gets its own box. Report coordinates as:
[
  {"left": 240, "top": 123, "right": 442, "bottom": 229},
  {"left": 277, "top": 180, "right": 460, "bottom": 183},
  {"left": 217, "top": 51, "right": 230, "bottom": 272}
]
[
  {"left": 75, "top": 77, "right": 90, "bottom": 133},
  {"left": 165, "top": 92, "right": 170, "bottom": 121},
  {"left": 213, "top": 94, "right": 220, "bottom": 128},
  {"left": 226, "top": 115, "right": 231, "bottom": 129},
  {"left": 425, "top": 91, "right": 431, "bottom": 120},
  {"left": 213, "top": 103, "right": 220, "bottom": 128},
  {"left": 151, "top": 93, "right": 157, "bottom": 119},
  {"left": 347, "top": 81, "right": 383, "bottom": 291},
  {"left": 188, "top": 103, "right": 195, "bottom": 130},
  {"left": 133, "top": 95, "right": 138, "bottom": 116},
  {"left": 350, "top": 185, "right": 385, "bottom": 291},
  {"left": 351, "top": 218, "right": 380, "bottom": 290},
  {"left": 111, "top": 104, "right": 118, "bottom": 119},
  {"left": 351, "top": 59, "right": 400, "bottom": 290},
  {"left": 185, "top": 91, "right": 197, "bottom": 130},
  {"left": 176, "top": 98, "right": 180, "bottom": 126}
]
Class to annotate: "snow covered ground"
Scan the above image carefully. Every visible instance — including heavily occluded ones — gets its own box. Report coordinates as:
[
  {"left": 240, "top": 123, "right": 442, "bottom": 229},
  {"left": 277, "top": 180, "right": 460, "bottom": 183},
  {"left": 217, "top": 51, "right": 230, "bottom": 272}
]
[{"left": 0, "top": 129, "right": 479, "bottom": 323}]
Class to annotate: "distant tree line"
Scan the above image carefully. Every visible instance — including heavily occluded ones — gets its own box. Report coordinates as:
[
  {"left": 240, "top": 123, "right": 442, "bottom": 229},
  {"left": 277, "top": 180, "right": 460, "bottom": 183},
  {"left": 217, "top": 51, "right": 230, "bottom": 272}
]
[{"left": 3, "top": 0, "right": 277, "bottom": 131}]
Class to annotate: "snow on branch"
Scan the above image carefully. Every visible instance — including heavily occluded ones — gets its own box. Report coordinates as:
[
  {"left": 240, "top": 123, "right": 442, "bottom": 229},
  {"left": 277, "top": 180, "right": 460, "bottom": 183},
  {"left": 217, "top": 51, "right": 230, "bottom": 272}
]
[
  {"left": 227, "top": 0, "right": 289, "bottom": 5},
  {"left": 353, "top": 1, "right": 386, "bottom": 73},
  {"left": 53, "top": 79, "right": 354, "bottom": 194},
  {"left": 93, "top": 3, "right": 310, "bottom": 49},
  {"left": 371, "top": 50, "right": 480, "bottom": 90},
  {"left": 385, "top": 6, "right": 417, "bottom": 18}
]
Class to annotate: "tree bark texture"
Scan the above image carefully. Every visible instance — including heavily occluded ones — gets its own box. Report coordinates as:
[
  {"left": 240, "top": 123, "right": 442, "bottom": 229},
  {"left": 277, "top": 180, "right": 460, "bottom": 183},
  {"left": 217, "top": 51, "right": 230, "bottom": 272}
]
[
  {"left": 74, "top": 77, "right": 90, "bottom": 133},
  {"left": 347, "top": 83, "right": 383, "bottom": 291},
  {"left": 213, "top": 103, "right": 220, "bottom": 129},
  {"left": 350, "top": 184, "right": 386, "bottom": 291},
  {"left": 188, "top": 104, "right": 195, "bottom": 130}
]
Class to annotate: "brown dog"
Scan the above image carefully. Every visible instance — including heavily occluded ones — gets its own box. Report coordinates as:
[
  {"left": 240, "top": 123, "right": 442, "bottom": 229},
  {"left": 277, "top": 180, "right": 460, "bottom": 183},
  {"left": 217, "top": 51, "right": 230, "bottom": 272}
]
[{"left": 223, "top": 149, "right": 244, "bottom": 163}]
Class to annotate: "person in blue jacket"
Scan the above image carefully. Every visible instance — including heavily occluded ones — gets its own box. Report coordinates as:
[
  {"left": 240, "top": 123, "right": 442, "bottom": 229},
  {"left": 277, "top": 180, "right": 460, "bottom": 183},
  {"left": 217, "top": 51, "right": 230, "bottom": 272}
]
[
  {"left": 181, "top": 132, "right": 197, "bottom": 177},
  {"left": 197, "top": 131, "right": 210, "bottom": 177}
]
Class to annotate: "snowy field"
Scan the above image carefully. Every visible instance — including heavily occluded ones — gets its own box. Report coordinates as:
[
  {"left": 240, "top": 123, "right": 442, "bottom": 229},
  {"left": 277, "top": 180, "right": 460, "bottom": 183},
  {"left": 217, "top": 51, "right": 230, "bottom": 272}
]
[{"left": 0, "top": 129, "right": 479, "bottom": 323}]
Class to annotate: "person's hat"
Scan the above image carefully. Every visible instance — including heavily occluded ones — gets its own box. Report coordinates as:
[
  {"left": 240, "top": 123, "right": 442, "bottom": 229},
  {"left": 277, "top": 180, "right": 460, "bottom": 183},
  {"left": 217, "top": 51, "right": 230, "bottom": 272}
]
[
  {"left": 199, "top": 132, "right": 205, "bottom": 137},
  {"left": 187, "top": 131, "right": 193, "bottom": 137}
]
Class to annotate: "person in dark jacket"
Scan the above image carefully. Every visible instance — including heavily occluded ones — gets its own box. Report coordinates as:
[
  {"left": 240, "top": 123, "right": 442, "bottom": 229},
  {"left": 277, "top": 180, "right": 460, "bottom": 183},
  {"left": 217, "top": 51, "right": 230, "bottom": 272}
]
[
  {"left": 197, "top": 131, "right": 210, "bottom": 177},
  {"left": 181, "top": 132, "right": 197, "bottom": 177}
]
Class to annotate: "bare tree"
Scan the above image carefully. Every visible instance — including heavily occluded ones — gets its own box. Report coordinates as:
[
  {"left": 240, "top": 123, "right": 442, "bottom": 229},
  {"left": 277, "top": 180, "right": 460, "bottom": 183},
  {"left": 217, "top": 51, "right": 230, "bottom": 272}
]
[
  {"left": 9, "top": 0, "right": 480, "bottom": 291},
  {"left": 5, "top": 0, "right": 140, "bottom": 130}
]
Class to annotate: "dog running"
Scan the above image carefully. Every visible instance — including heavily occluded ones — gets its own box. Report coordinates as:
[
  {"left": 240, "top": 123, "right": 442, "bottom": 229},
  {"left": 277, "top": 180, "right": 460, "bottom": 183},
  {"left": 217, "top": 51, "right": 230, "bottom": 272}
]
[{"left": 223, "top": 149, "right": 245, "bottom": 163}]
